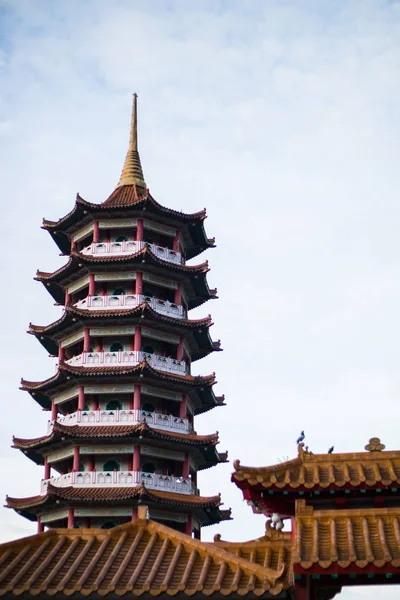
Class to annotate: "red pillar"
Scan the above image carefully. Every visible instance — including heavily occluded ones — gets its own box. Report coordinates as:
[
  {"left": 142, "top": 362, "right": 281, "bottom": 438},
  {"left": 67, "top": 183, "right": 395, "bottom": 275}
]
[
  {"left": 65, "top": 291, "right": 71, "bottom": 306},
  {"left": 136, "top": 272, "right": 143, "bottom": 296},
  {"left": 67, "top": 508, "right": 75, "bottom": 529},
  {"left": 174, "top": 284, "right": 182, "bottom": 305},
  {"left": 83, "top": 328, "right": 90, "bottom": 353},
  {"left": 182, "top": 454, "right": 189, "bottom": 478},
  {"left": 180, "top": 395, "right": 187, "bottom": 418},
  {"left": 37, "top": 516, "right": 44, "bottom": 533},
  {"left": 177, "top": 337, "right": 184, "bottom": 361},
  {"left": 88, "top": 274, "right": 95, "bottom": 296},
  {"left": 78, "top": 386, "right": 85, "bottom": 411},
  {"left": 44, "top": 456, "right": 51, "bottom": 480},
  {"left": 137, "top": 219, "right": 144, "bottom": 242},
  {"left": 133, "top": 444, "right": 141, "bottom": 471},
  {"left": 51, "top": 398, "right": 57, "bottom": 420},
  {"left": 58, "top": 345, "right": 64, "bottom": 362},
  {"left": 73, "top": 446, "right": 80, "bottom": 471},
  {"left": 134, "top": 327, "right": 142, "bottom": 352},
  {"left": 93, "top": 221, "right": 100, "bottom": 243},
  {"left": 184, "top": 515, "right": 193, "bottom": 536},
  {"left": 71, "top": 239, "right": 76, "bottom": 251},
  {"left": 294, "top": 581, "right": 309, "bottom": 600},
  {"left": 133, "top": 384, "right": 141, "bottom": 411},
  {"left": 173, "top": 231, "right": 180, "bottom": 251},
  {"left": 132, "top": 506, "right": 138, "bottom": 521},
  {"left": 88, "top": 456, "right": 95, "bottom": 471}
]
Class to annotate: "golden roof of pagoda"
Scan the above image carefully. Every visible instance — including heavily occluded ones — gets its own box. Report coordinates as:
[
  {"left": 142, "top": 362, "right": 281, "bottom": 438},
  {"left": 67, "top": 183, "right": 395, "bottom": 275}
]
[
  {"left": 116, "top": 93, "right": 146, "bottom": 190},
  {"left": 0, "top": 517, "right": 289, "bottom": 597},
  {"left": 294, "top": 499, "right": 400, "bottom": 570},
  {"left": 233, "top": 438, "right": 400, "bottom": 489}
]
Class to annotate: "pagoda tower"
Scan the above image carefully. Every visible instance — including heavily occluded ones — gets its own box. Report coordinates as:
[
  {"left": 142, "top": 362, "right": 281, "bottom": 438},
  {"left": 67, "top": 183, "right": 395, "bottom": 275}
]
[{"left": 7, "top": 95, "right": 230, "bottom": 537}]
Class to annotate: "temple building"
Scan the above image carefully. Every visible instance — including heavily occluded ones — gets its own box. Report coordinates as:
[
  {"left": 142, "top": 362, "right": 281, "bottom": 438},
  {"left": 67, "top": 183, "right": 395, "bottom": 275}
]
[
  {"left": 2, "top": 97, "right": 400, "bottom": 600},
  {"left": 6, "top": 95, "right": 230, "bottom": 537}
]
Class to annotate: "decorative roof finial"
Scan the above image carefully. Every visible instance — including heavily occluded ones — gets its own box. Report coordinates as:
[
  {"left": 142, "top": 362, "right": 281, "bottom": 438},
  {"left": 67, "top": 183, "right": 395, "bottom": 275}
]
[{"left": 117, "top": 93, "right": 146, "bottom": 189}]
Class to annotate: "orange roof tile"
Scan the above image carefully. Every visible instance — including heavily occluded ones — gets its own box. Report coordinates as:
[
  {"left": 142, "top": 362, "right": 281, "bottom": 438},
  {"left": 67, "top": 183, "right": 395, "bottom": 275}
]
[
  {"left": 232, "top": 443, "right": 400, "bottom": 491},
  {"left": 294, "top": 500, "right": 400, "bottom": 570},
  {"left": 0, "top": 518, "right": 286, "bottom": 597}
]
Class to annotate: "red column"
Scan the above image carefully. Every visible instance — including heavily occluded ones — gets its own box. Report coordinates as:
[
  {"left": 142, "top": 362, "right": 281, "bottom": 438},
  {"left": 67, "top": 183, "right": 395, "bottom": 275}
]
[
  {"left": 177, "top": 337, "right": 184, "bottom": 361},
  {"left": 67, "top": 508, "right": 75, "bottom": 529},
  {"left": 133, "top": 384, "right": 141, "bottom": 411},
  {"left": 44, "top": 456, "right": 50, "bottom": 480},
  {"left": 294, "top": 581, "right": 309, "bottom": 600},
  {"left": 88, "top": 456, "right": 95, "bottom": 471},
  {"left": 37, "top": 516, "right": 44, "bottom": 533},
  {"left": 65, "top": 291, "right": 71, "bottom": 306},
  {"left": 71, "top": 239, "right": 76, "bottom": 251},
  {"left": 134, "top": 327, "right": 141, "bottom": 352},
  {"left": 173, "top": 231, "right": 180, "bottom": 251},
  {"left": 73, "top": 446, "right": 80, "bottom": 471},
  {"left": 135, "top": 272, "right": 143, "bottom": 295},
  {"left": 184, "top": 515, "right": 193, "bottom": 536},
  {"left": 132, "top": 506, "right": 138, "bottom": 522},
  {"left": 174, "top": 284, "right": 182, "bottom": 305},
  {"left": 51, "top": 399, "right": 57, "bottom": 420},
  {"left": 89, "top": 274, "right": 95, "bottom": 296},
  {"left": 137, "top": 219, "right": 144, "bottom": 242},
  {"left": 180, "top": 395, "right": 187, "bottom": 418},
  {"left": 78, "top": 386, "right": 85, "bottom": 411},
  {"left": 182, "top": 454, "right": 189, "bottom": 478},
  {"left": 133, "top": 444, "right": 141, "bottom": 471},
  {"left": 83, "top": 328, "right": 90, "bottom": 353},
  {"left": 58, "top": 344, "right": 64, "bottom": 362},
  {"left": 93, "top": 221, "right": 100, "bottom": 243}
]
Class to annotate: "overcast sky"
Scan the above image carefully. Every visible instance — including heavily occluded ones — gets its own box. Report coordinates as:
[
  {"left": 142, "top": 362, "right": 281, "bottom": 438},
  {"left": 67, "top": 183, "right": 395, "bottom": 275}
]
[{"left": 1, "top": 1, "right": 400, "bottom": 597}]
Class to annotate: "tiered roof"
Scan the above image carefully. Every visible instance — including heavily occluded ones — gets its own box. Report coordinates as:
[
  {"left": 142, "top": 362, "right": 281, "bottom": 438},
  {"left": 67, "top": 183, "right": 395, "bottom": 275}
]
[
  {"left": 0, "top": 517, "right": 289, "bottom": 598},
  {"left": 12, "top": 421, "right": 228, "bottom": 470}
]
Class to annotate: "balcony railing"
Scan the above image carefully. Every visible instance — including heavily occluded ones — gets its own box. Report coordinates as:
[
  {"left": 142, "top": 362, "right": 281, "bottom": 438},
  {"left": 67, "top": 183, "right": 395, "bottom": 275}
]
[
  {"left": 41, "top": 471, "right": 196, "bottom": 495},
  {"left": 49, "top": 409, "right": 192, "bottom": 433},
  {"left": 81, "top": 240, "right": 182, "bottom": 265},
  {"left": 74, "top": 294, "right": 185, "bottom": 319},
  {"left": 65, "top": 350, "right": 188, "bottom": 376}
]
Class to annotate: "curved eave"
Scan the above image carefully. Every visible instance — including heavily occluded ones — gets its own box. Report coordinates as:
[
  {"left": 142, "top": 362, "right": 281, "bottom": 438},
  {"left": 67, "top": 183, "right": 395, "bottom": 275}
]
[
  {"left": 20, "top": 361, "right": 217, "bottom": 410},
  {"left": 43, "top": 191, "right": 213, "bottom": 259}
]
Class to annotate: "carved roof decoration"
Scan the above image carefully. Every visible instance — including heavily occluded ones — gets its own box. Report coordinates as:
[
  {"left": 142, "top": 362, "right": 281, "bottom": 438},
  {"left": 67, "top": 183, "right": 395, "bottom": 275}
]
[
  {"left": 294, "top": 500, "right": 400, "bottom": 571},
  {"left": 232, "top": 442, "right": 400, "bottom": 491},
  {"left": 115, "top": 93, "right": 146, "bottom": 190},
  {"left": 0, "top": 518, "right": 287, "bottom": 598}
]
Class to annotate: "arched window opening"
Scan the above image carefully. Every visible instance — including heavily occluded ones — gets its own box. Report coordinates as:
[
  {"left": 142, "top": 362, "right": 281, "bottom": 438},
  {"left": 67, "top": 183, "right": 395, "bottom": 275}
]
[
  {"left": 103, "top": 459, "right": 120, "bottom": 472},
  {"left": 100, "top": 521, "right": 117, "bottom": 529},
  {"left": 109, "top": 342, "right": 124, "bottom": 353},
  {"left": 105, "top": 399, "right": 123, "bottom": 411},
  {"left": 112, "top": 287, "right": 126, "bottom": 296}
]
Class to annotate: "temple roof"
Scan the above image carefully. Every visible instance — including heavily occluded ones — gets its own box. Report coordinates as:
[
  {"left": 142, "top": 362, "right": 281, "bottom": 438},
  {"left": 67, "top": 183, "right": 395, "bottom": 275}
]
[
  {"left": 20, "top": 360, "right": 223, "bottom": 415},
  {"left": 12, "top": 421, "right": 227, "bottom": 470},
  {"left": 0, "top": 518, "right": 288, "bottom": 598},
  {"left": 232, "top": 441, "right": 400, "bottom": 492},
  {"left": 35, "top": 247, "right": 216, "bottom": 308},
  {"left": 115, "top": 93, "right": 146, "bottom": 190},
  {"left": 6, "top": 485, "right": 231, "bottom": 527},
  {"left": 294, "top": 500, "right": 400, "bottom": 571},
  {"left": 28, "top": 302, "right": 221, "bottom": 361}
]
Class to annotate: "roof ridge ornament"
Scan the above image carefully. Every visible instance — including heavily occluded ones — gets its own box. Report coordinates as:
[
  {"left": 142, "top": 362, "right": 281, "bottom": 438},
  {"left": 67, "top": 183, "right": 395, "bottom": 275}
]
[
  {"left": 116, "top": 93, "right": 147, "bottom": 190},
  {"left": 365, "top": 437, "right": 385, "bottom": 452}
]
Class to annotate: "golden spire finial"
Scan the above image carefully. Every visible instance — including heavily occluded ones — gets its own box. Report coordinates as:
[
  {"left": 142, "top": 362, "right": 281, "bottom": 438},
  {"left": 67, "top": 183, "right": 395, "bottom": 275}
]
[{"left": 117, "top": 93, "right": 146, "bottom": 189}]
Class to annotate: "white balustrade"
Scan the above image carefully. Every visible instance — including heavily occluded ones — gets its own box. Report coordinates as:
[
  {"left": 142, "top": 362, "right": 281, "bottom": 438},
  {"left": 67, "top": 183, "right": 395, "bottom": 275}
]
[
  {"left": 65, "top": 351, "right": 187, "bottom": 375},
  {"left": 41, "top": 471, "right": 196, "bottom": 495},
  {"left": 49, "top": 409, "right": 191, "bottom": 433},
  {"left": 80, "top": 240, "right": 182, "bottom": 265},
  {"left": 74, "top": 294, "right": 185, "bottom": 318}
]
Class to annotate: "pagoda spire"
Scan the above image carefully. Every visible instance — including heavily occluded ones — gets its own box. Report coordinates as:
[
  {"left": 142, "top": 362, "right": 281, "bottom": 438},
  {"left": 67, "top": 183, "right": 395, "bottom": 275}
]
[{"left": 117, "top": 93, "right": 146, "bottom": 189}]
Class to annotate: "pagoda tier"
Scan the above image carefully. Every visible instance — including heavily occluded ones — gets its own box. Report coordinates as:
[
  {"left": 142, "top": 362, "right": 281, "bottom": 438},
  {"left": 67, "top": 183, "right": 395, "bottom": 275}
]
[
  {"left": 6, "top": 485, "right": 229, "bottom": 531},
  {"left": 10, "top": 95, "right": 227, "bottom": 537},
  {"left": 12, "top": 421, "right": 227, "bottom": 471},
  {"left": 28, "top": 303, "right": 220, "bottom": 361},
  {"left": 232, "top": 438, "right": 400, "bottom": 519}
]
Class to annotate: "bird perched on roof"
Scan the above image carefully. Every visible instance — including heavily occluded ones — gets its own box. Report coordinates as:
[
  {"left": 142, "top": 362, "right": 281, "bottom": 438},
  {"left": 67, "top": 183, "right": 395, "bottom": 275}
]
[
  {"left": 296, "top": 430, "right": 305, "bottom": 444},
  {"left": 328, "top": 446, "right": 334, "bottom": 454}
]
